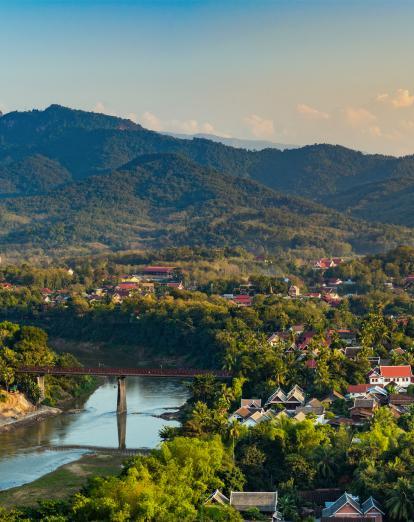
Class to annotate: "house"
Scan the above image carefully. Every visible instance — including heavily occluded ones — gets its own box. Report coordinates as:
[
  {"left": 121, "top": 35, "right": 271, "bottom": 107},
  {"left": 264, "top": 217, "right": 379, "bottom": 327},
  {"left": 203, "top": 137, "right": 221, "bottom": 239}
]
[
  {"left": 323, "top": 293, "right": 342, "bottom": 307},
  {"left": 142, "top": 266, "right": 176, "bottom": 281},
  {"left": 267, "top": 332, "right": 291, "bottom": 346},
  {"left": 389, "top": 393, "right": 414, "bottom": 409},
  {"left": 232, "top": 294, "right": 252, "bottom": 307},
  {"left": 321, "top": 390, "right": 345, "bottom": 405},
  {"left": 265, "top": 388, "right": 287, "bottom": 407},
  {"left": 166, "top": 281, "right": 184, "bottom": 290},
  {"left": 292, "top": 411, "right": 307, "bottom": 422},
  {"left": 115, "top": 282, "right": 139, "bottom": 293},
  {"left": 241, "top": 399, "right": 262, "bottom": 409},
  {"left": 205, "top": 489, "right": 229, "bottom": 506},
  {"left": 346, "top": 384, "right": 384, "bottom": 399},
  {"left": 325, "top": 278, "right": 343, "bottom": 287},
  {"left": 305, "top": 359, "right": 317, "bottom": 369},
  {"left": 296, "top": 398, "right": 326, "bottom": 424},
  {"left": 230, "top": 491, "right": 280, "bottom": 519},
  {"left": 296, "top": 331, "right": 318, "bottom": 351},
  {"left": 288, "top": 285, "right": 300, "bottom": 297},
  {"left": 119, "top": 274, "right": 141, "bottom": 283},
  {"left": 289, "top": 324, "right": 304, "bottom": 335},
  {"left": 244, "top": 410, "right": 274, "bottom": 427},
  {"left": 368, "top": 365, "right": 413, "bottom": 388},
  {"left": 349, "top": 397, "right": 379, "bottom": 422},
  {"left": 303, "top": 292, "right": 322, "bottom": 299},
  {"left": 344, "top": 346, "right": 364, "bottom": 359},
  {"left": 321, "top": 492, "right": 383, "bottom": 520},
  {"left": 266, "top": 385, "right": 305, "bottom": 411},
  {"left": 206, "top": 490, "right": 281, "bottom": 520},
  {"left": 361, "top": 497, "right": 385, "bottom": 519},
  {"left": 314, "top": 258, "right": 343, "bottom": 270},
  {"left": 229, "top": 406, "right": 256, "bottom": 423},
  {"left": 297, "top": 398, "right": 325, "bottom": 416},
  {"left": 229, "top": 399, "right": 266, "bottom": 426}
]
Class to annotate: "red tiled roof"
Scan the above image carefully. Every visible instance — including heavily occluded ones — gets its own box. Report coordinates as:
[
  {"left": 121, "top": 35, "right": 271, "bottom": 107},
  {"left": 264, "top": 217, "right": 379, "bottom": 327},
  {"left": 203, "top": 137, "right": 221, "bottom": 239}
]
[
  {"left": 347, "top": 384, "right": 371, "bottom": 393},
  {"left": 380, "top": 365, "right": 412, "bottom": 378},
  {"left": 144, "top": 266, "right": 175, "bottom": 273},
  {"left": 117, "top": 282, "right": 138, "bottom": 289}
]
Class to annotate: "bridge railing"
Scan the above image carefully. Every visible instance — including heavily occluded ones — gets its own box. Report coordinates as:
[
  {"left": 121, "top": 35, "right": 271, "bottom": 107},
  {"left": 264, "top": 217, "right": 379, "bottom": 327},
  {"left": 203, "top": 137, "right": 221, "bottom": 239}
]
[{"left": 15, "top": 366, "right": 231, "bottom": 378}]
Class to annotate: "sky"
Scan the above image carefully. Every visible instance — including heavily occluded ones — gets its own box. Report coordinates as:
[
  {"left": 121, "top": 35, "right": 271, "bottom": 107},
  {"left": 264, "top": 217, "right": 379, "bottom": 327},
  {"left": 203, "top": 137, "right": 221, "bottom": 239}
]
[{"left": 1, "top": 0, "right": 414, "bottom": 155}]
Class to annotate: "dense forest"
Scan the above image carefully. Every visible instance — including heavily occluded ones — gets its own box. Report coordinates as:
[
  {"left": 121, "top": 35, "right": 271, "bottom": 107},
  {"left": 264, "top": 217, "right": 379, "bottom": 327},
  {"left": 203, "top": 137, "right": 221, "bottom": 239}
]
[{"left": 1, "top": 152, "right": 414, "bottom": 260}]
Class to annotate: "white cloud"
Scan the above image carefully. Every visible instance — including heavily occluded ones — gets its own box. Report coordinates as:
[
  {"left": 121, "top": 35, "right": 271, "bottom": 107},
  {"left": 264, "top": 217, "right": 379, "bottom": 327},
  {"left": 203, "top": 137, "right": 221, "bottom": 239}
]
[
  {"left": 391, "top": 89, "right": 414, "bottom": 108},
  {"left": 376, "top": 93, "right": 389, "bottom": 103},
  {"left": 125, "top": 112, "right": 138, "bottom": 123},
  {"left": 93, "top": 101, "right": 113, "bottom": 115},
  {"left": 139, "top": 111, "right": 229, "bottom": 137},
  {"left": 244, "top": 114, "right": 275, "bottom": 139},
  {"left": 376, "top": 89, "right": 414, "bottom": 108},
  {"left": 296, "top": 103, "right": 330, "bottom": 120},
  {"left": 344, "top": 107, "right": 376, "bottom": 127},
  {"left": 141, "top": 111, "right": 164, "bottom": 131},
  {"left": 173, "top": 119, "right": 199, "bottom": 134}
]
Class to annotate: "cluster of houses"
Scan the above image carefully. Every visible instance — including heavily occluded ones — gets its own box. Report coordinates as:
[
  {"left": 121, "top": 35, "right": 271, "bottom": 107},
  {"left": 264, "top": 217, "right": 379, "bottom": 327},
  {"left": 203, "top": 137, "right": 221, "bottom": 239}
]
[
  {"left": 229, "top": 362, "right": 414, "bottom": 431},
  {"left": 229, "top": 385, "right": 334, "bottom": 427},
  {"left": 343, "top": 365, "right": 414, "bottom": 424},
  {"left": 205, "top": 488, "right": 384, "bottom": 521},
  {"left": 38, "top": 266, "right": 185, "bottom": 306},
  {"left": 314, "top": 257, "right": 344, "bottom": 270}
]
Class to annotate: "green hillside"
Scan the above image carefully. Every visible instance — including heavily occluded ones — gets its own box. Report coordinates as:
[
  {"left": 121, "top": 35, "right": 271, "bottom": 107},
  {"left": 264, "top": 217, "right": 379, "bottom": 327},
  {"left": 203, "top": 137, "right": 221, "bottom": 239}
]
[{"left": 1, "top": 153, "right": 413, "bottom": 258}]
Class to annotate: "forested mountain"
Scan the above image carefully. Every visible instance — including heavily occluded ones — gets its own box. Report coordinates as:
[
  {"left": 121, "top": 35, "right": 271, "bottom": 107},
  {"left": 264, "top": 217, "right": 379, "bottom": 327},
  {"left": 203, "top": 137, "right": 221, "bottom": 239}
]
[
  {"left": 2, "top": 105, "right": 414, "bottom": 202},
  {"left": 2, "top": 153, "right": 413, "bottom": 257},
  {"left": 325, "top": 174, "right": 414, "bottom": 227},
  {"left": 1, "top": 105, "right": 414, "bottom": 257}
]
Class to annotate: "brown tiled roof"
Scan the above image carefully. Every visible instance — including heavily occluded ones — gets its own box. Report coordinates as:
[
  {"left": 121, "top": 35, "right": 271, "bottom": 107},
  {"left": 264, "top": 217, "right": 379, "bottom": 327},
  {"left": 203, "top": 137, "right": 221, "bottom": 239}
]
[{"left": 230, "top": 491, "right": 277, "bottom": 513}]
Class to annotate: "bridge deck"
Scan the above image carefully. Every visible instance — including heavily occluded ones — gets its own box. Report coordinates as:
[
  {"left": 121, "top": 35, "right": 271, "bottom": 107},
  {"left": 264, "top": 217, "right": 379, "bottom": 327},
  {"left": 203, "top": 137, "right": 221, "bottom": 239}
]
[{"left": 16, "top": 366, "right": 231, "bottom": 378}]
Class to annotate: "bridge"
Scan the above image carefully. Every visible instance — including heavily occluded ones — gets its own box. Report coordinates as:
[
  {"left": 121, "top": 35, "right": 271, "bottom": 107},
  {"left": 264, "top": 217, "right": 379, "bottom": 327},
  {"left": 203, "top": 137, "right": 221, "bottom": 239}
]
[{"left": 16, "top": 366, "right": 231, "bottom": 415}]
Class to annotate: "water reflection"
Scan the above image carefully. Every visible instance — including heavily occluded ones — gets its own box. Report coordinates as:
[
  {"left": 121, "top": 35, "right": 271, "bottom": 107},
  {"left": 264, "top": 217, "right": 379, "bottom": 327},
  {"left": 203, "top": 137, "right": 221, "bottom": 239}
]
[{"left": 0, "top": 377, "right": 189, "bottom": 490}]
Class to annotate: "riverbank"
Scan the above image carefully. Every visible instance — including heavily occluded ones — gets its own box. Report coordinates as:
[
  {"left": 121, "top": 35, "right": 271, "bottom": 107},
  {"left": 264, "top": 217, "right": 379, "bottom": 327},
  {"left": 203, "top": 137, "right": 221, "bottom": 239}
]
[
  {"left": 0, "top": 404, "right": 62, "bottom": 433},
  {"left": 0, "top": 453, "right": 126, "bottom": 508}
]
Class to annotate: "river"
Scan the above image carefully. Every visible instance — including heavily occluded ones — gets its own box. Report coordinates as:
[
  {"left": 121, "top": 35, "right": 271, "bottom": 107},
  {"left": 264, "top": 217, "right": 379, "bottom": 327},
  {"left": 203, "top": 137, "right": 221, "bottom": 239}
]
[{"left": 0, "top": 377, "right": 190, "bottom": 491}]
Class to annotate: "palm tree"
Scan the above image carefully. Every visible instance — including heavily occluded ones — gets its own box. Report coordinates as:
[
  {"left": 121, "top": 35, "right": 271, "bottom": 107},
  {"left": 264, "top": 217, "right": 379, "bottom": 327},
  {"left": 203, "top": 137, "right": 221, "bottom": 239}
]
[
  {"left": 228, "top": 419, "right": 241, "bottom": 461},
  {"left": 386, "top": 477, "right": 414, "bottom": 521},
  {"left": 315, "top": 446, "right": 338, "bottom": 482}
]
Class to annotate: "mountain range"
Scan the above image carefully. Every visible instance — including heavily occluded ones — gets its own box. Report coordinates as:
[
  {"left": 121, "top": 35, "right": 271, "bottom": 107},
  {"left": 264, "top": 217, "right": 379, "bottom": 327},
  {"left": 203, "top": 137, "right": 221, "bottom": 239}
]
[
  {"left": 0, "top": 105, "right": 414, "bottom": 257},
  {"left": 163, "top": 132, "right": 295, "bottom": 151}
]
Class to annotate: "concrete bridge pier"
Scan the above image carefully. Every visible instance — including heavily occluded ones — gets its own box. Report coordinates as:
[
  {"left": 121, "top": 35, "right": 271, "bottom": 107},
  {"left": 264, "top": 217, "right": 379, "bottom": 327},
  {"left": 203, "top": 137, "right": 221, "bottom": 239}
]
[
  {"left": 117, "top": 412, "right": 127, "bottom": 450},
  {"left": 117, "top": 376, "right": 127, "bottom": 414},
  {"left": 36, "top": 375, "right": 46, "bottom": 403}
]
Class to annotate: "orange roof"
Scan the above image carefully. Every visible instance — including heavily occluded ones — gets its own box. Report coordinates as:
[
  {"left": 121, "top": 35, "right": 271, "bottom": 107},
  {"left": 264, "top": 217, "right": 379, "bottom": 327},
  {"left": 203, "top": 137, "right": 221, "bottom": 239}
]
[
  {"left": 347, "top": 384, "right": 371, "bottom": 393},
  {"left": 380, "top": 365, "right": 412, "bottom": 378},
  {"left": 144, "top": 266, "right": 175, "bottom": 272}
]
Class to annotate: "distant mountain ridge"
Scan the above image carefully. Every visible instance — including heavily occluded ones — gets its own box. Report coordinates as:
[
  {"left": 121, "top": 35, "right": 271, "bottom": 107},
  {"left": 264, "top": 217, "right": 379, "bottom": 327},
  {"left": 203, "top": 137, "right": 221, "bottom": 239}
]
[
  {"left": 0, "top": 105, "right": 414, "bottom": 256},
  {"left": 164, "top": 131, "right": 296, "bottom": 151}
]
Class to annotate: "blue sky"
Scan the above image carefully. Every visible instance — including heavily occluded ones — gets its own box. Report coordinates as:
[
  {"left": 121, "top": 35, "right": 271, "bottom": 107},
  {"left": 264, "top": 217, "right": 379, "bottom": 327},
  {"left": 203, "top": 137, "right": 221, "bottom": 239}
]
[{"left": 1, "top": 0, "right": 414, "bottom": 154}]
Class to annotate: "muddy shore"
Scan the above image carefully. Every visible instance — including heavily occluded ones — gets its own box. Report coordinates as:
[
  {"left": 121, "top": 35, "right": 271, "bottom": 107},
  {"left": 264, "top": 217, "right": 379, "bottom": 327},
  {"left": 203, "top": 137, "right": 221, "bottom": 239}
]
[{"left": 0, "top": 405, "right": 62, "bottom": 433}]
